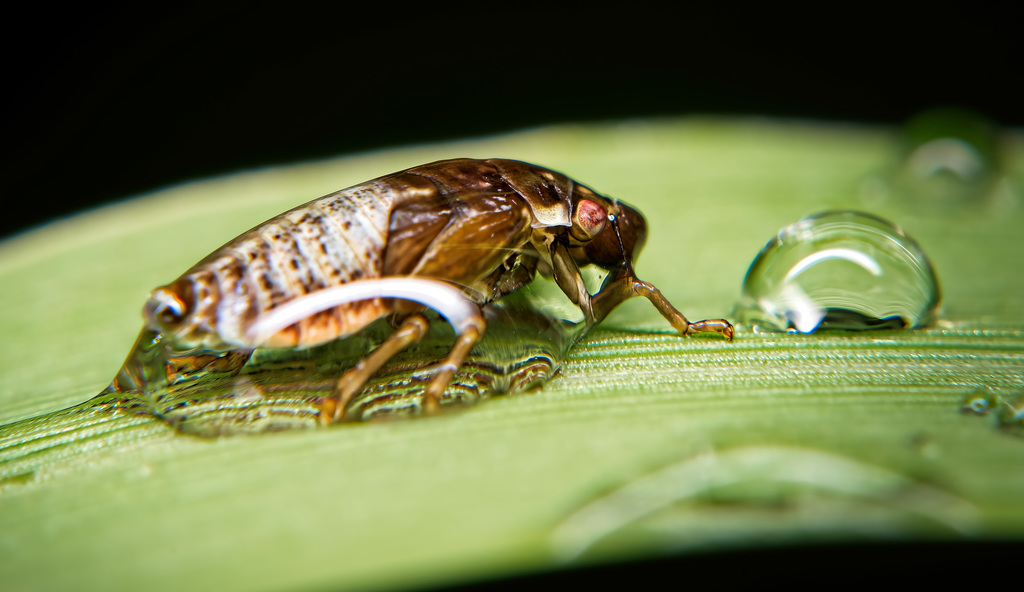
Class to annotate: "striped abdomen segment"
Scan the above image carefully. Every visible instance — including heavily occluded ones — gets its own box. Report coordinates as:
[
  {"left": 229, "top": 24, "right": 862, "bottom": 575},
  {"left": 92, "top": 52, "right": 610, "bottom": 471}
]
[{"left": 149, "top": 181, "right": 396, "bottom": 349}]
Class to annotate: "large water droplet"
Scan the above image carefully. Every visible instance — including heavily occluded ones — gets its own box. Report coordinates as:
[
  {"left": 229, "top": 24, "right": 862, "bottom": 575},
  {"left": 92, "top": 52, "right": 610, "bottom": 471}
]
[{"left": 735, "top": 211, "right": 940, "bottom": 334}]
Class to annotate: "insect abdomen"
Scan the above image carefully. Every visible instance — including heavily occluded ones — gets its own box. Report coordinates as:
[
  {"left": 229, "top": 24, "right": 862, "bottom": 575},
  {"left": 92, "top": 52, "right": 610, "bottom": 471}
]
[{"left": 151, "top": 182, "right": 397, "bottom": 349}]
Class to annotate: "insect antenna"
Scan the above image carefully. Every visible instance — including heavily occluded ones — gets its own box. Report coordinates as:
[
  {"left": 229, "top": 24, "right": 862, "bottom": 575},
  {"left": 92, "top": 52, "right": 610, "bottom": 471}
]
[{"left": 609, "top": 205, "right": 636, "bottom": 279}]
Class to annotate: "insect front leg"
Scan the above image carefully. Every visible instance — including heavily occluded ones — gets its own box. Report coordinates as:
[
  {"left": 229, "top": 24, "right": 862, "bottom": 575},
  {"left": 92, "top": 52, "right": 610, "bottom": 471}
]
[
  {"left": 549, "top": 242, "right": 598, "bottom": 324},
  {"left": 590, "top": 270, "right": 734, "bottom": 340},
  {"left": 550, "top": 245, "right": 733, "bottom": 339}
]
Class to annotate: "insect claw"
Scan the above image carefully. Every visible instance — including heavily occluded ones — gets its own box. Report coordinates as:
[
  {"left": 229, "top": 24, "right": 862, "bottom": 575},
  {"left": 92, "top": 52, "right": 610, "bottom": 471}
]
[
  {"left": 685, "top": 319, "right": 735, "bottom": 341},
  {"left": 421, "top": 389, "right": 443, "bottom": 415},
  {"left": 317, "top": 397, "right": 341, "bottom": 426},
  {"left": 420, "top": 378, "right": 449, "bottom": 415},
  {"left": 413, "top": 367, "right": 453, "bottom": 415}
]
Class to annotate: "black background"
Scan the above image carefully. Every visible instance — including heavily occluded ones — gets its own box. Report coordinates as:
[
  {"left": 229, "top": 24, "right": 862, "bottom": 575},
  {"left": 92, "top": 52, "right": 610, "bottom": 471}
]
[
  {"left": 437, "top": 540, "right": 1019, "bottom": 592},
  {"left": 3, "top": 1, "right": 1022, "bottom": 240}
]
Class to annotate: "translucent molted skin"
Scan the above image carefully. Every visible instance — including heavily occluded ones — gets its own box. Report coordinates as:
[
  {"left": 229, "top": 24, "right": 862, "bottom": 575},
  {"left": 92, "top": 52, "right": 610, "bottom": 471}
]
[{"left": 736, "top": 211, "right": 940, "bottom": 334}]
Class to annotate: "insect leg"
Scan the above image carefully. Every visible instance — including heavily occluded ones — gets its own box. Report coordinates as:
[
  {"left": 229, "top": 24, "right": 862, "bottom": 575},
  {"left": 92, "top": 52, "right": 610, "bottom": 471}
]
[
  {"left": 629, "top": 280, "right": 733, "bottom": 339},
  {"left": 421, "top": 318, "right": 485, "bottom": 414},
  {"left": 325, "top": 307, "right": 486, "bottom": 422},
  {"left": 589, "top": 271, "right": 734, "bottom": 340},
  {"left": 238, "top": 278, "right": 488, "bottom": 423},
  {"left": 322, "top": 313, "right": 430, "bottom": 423},
  {"left": 549, "top": 243, "right": 593, "bottom": 320}
]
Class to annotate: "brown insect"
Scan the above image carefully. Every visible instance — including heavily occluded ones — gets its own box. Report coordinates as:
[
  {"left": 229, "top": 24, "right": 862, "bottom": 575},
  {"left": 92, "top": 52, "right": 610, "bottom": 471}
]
[{"left": 143, "top": 158, "right": 733, "bottom": 423}]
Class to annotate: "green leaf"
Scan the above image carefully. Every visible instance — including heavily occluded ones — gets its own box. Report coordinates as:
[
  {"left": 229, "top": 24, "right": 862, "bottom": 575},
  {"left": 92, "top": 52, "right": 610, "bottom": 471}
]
[{"left": 2, "top": 118, "right": 1022, "bottom": 591}]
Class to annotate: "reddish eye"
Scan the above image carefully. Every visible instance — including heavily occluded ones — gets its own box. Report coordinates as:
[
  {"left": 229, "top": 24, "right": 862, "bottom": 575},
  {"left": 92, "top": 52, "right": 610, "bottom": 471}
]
[{"left": 571, "top": 199, "right": 608, "bottom": 242}]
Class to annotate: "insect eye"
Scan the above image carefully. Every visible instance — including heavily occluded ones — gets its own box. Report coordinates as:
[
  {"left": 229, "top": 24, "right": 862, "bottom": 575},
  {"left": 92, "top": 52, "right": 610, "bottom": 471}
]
[
  {"left": 158, "top": 302, "right": 184, "bottom": 324},
  {"left": 570, "top": 199, "right": 608, "bottom": 242},
  {"left": 145, "top": 287, "right": 189, "bottom": 329}
]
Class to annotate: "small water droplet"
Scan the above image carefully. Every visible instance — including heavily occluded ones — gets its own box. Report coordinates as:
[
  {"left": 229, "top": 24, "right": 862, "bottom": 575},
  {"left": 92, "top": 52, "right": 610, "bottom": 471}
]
[
  {"left": 958, "top": 386, "right": 1024, "bottom": 436},
  {"left": 895, "top": 107, "right": 1001, "bottom": 205},
  {"left": 960, "top": 388, "right": 994, "bottom": 416},
  {"left": 995, "top": 391, "right": 1024, "bottom": 434},
  {"left": 735, "top": 211, "right": 940, "bottom": 334}
]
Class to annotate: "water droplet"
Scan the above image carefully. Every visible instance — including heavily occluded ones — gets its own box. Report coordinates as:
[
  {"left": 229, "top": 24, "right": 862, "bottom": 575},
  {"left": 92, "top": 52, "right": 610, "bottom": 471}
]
[
  {"left": 960, "top": 388, "right": 994, "bottom": 416},
  {"left": 895, "top": 107, "right": 1002, "bottom": 205},
  {"left": 735, "top": 211, "right": 940, "bottom": 334},
  {"left": 959, "top": 387, "right": 1024, "bottom": 436},
  {"left": 995, "top": 391, "right": 1024, "bottom": 434}
]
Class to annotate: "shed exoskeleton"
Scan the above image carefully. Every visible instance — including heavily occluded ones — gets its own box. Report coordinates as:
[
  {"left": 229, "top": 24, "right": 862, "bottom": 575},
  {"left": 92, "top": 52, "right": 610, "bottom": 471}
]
[{"left": 141, "top": 158, "right": 733, "bottom": 423}]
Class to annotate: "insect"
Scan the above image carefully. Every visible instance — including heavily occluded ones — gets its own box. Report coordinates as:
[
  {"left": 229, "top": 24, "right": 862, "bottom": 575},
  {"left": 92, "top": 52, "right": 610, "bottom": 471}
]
[{"left": 142, "top": 158, "right": 733, "bottom": 424}]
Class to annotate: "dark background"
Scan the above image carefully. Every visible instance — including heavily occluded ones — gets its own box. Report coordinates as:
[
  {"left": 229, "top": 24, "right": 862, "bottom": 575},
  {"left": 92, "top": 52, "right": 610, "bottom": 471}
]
[{"left": 3, "top": 2, "right": 1022, "bottom": 239}]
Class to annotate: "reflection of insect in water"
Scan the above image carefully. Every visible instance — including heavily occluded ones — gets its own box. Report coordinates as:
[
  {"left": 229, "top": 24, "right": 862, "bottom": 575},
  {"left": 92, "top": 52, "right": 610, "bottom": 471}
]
[{"left": 136, "top": 158, "right": 733, "bottom": 424}]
